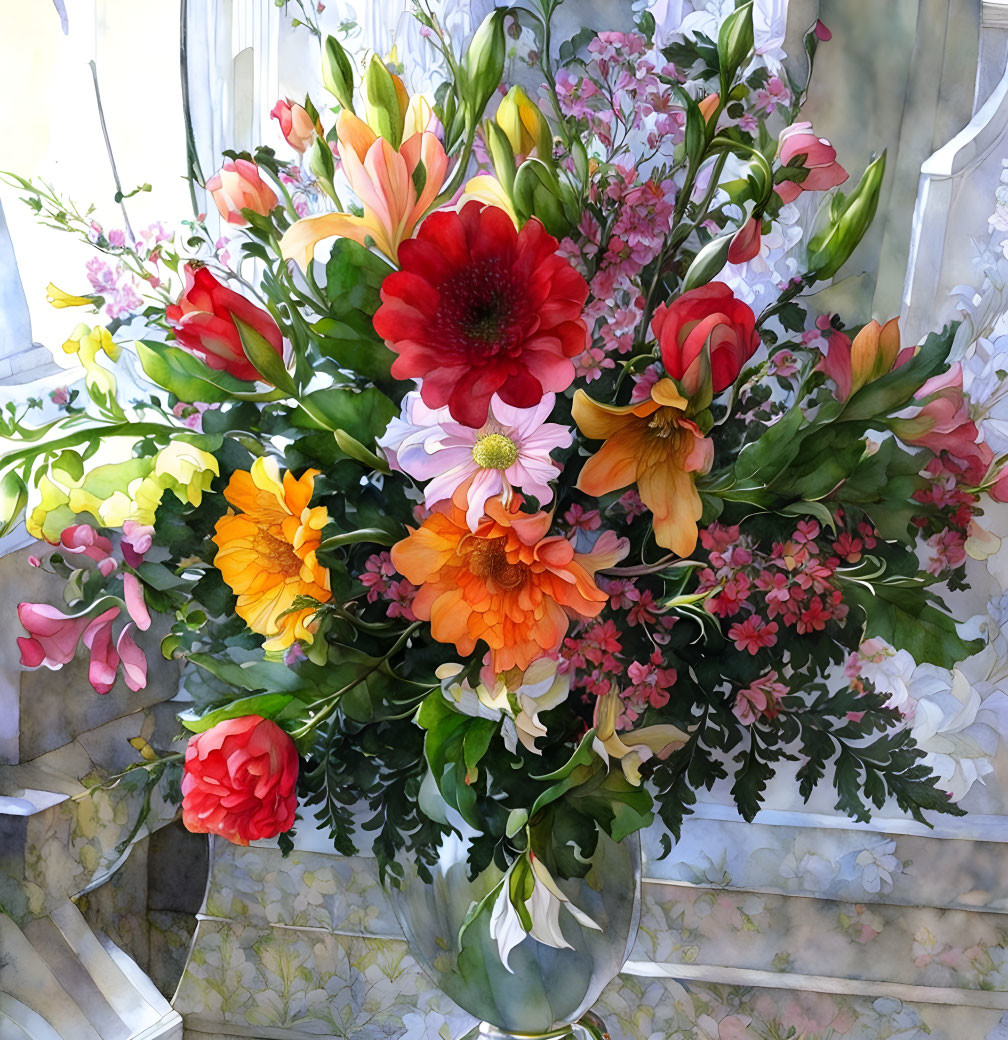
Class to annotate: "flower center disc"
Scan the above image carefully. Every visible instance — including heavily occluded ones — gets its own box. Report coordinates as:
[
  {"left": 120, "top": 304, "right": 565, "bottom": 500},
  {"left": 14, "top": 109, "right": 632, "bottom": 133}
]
[
  {"left": 466, "top": 537, "right": 528, "bottom": 590},
  {"left": 472, "top": 433, "right": 519, "bottom": 470}
]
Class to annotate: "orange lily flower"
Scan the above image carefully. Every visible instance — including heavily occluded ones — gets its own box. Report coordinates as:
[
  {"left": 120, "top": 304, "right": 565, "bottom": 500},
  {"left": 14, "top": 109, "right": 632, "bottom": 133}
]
[
  {"left": 279, "top": 109, "right": 448, "bottom": 268},
  {"left": 573, "top": 378, "right": 714, "bottom": 557}
]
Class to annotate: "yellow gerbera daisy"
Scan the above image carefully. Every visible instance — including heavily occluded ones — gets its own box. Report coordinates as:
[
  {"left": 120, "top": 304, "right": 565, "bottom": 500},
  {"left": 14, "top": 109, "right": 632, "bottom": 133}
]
[{"left": 212, "top": 456, "right": 331, "bottom": 650}]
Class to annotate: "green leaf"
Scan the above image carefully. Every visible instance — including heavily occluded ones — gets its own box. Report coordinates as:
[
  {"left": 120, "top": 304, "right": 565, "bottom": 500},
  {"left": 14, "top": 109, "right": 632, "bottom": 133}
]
[
  {"left": 137, "top": 341, "right": 258, "bottom": 403},
  {"left": 178, "top": 692, "right": 295, "bottom": 732},
  {"left": 312, "top": 316, "right": 398, "bottom": 385},
  {"left": 682, "top": 232, "right": 733, "bottom": 291},
  {"left": 233, "top": 317, "right": 297, "bottom": 395},
  {"left": 732, "top": 404, "right": 806, "bottom": 484},
  {"left": 0, "top": 469, "right": 28, "bottom": 537},
  {"left": 135, "top": 561, "right": 190, "bottom": 590},
  {"left": 186, "top": 652, "right": 308, "bottom": 693},
  {"left": 841, "top": 579, "right": 983, "bottom": 668},
  {"left": 291, "top": 386, "right": 397, "bottom": 447},
  {"left": 529, "top": 730, "right": 600, "bottom": 818}
]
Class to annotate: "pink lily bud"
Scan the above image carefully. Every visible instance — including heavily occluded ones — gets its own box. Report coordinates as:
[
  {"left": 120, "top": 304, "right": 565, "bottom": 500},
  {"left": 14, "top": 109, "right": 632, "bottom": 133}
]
[
  {"left": 814, "top": 19, "right": 832, "bottom": 41},
  {"left": 205, "top": 159, "right": 278, "bottom": 226},
  {"left": 775, "top": 122, "right": 848, "bottom": 204},
  {"left": 728, "top": 217, "right": 762, "bottom": 264},
  {"left": 270, "top": 98, "right": 323, "bottom": 153}
]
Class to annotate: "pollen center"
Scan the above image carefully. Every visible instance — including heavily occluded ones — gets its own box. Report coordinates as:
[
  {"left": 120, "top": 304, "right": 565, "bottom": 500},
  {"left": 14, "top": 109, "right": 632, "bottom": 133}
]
[
  {"left": 472, "top": 433, "right": 519, "bottom": 470},
  {"left": 466, "top": 537, "right": 528, "bottom": 590},
  {"left": 253, "top": 528, "right": 302, "bottom": 578}
]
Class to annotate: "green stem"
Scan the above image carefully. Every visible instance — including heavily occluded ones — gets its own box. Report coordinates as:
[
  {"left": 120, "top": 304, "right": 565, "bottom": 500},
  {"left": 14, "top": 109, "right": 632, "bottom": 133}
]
[
  {"left": 290, "top": 623, "right": 421, "bottom": 740},
  {"left": 0, "top": 422, "right": 179, "bottom": 469}
]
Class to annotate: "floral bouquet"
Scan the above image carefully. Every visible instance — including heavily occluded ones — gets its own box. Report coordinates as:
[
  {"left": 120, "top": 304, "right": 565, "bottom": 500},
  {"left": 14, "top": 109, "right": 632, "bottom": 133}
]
[{"left": 4, "top": 0, "right": 1004, "bottom": 1021}]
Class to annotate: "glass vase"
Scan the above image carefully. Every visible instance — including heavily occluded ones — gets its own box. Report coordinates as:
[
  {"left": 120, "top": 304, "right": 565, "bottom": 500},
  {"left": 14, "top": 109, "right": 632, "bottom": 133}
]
[{"left": 390, "top": 829, "right": 641, "bottom": 1040}]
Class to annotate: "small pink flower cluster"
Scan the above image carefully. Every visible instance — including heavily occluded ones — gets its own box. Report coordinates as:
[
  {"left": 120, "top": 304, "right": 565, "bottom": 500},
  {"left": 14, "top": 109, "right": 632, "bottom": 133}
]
[
  {"left": 622, "top": 651, "right": 677, "bottom": 726},
  {"left": 697, "top": 520, "right": 853, "bottom": 646},
  {"left": 360, "top": 551, "right": 418, "bottom": 621},
  {"left": 912, "top": 457, "right": 978, "bottom": 577},
  {"left": 18, "top": 522, "right": 155, "bottom": 694},
  {"left": 555, "top": 32, "right": 684, "bottom": 157},
  {"left": 733, "top": 670, "right": 788, "bottom": 725},
  {"left": 561, "top": 618, "right": 624, "bottom": 700},
  {"left": 85, "top": 256, "right": 144, "bottom": 320}
]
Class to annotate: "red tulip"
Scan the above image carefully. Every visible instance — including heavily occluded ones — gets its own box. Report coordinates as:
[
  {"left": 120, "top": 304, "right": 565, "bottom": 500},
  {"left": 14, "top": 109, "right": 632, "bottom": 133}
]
[
  {"left": 181, "top": 716, "right": 299, "bottom": 845},
  {"left": 205, "top": 159, "right": 278, "bottom": 226},
  {"left": 651, "top": 282, "right": 759, "bottom": 398},
  {"left": 166, "top": 264, "right": 283, "bottom": 384}
]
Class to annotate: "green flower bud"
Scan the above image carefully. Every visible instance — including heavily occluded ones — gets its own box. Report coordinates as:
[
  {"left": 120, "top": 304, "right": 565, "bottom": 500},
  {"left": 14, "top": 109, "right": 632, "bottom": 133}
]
[
  {"left": 322, "top": 34, "right": 355, "bottom": 112},
  {"left": 460, "top": 8, "right": 508, "bottom": 127},
  {"left": 806, "top": 151, "right": 886, "bottom": 281}
]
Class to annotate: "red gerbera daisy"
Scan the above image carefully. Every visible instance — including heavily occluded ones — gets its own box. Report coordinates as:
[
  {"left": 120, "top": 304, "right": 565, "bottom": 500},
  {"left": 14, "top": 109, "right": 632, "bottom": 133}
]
[{"left": 373, "top": 202, "right": 589, "bottom": 428}]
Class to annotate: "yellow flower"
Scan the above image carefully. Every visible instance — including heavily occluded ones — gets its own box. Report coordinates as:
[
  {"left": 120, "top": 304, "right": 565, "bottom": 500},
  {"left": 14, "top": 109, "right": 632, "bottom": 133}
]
[
  {"left": 152, "top": 442, "right": 219, "bottom": 507},
  {"left": 26, "top": 457, "right": 156, "bottom": 541},
  {"left": 212, "top": 457, "right": 332, "bottom": 651},
  {"left": 62, "top": 324, "right": 120, "bottom": 403},
  {"left": 496, "top": 85, "right": 550, "bottom": 157},
  {"left": 46, "top": 283, "right": 94, "bottom": 308},
  {"left": 593, "top": 689, "right": 689, "bottom": 786},
  {"left": 460, "top": 174, "right": 519, "bottom": 225}
]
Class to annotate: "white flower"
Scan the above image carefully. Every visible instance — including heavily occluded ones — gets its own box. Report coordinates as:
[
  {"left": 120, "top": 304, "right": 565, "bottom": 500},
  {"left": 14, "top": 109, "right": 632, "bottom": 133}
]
[
  {"left": 854, "top": 839, "right": 900, "bottom": 894},
  {"left": 672, "top": 0, "right": 787, "bottom": 70},
  {"left": 961, "top": 334, "right": 1008, "bottom": 454},
  {"left": 435, "top": 658, "right": 570, "bottom": 755},
  {"left": 488, "top": 854, "right": 601, "bottom": 971},
  {"left": 854, "top": 638, "right": 917, "bottom": 713}
]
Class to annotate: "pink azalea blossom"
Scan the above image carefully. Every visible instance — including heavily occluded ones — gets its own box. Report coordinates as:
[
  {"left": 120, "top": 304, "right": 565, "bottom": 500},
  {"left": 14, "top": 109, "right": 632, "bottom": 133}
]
[
  {"left": 116, "top": 624, "right": 148, "bottom": 691},
  {"left": 378, "top": 391, "right": 572, "bottom": 530},
  {"left": 123, "top": 572, "right": 152, "bottom": 630},
  {"left": 734, "top": 671, "right": 788, "bottom": 725}
]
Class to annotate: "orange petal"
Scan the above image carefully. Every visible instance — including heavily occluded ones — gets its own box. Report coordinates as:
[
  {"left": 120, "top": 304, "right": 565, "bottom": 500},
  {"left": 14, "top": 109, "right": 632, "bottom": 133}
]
[
  {"left": 572, "top": 389, "right": 648, "bottom": 441},
  {"left": 577, "top": 426, "right": 645, "bottom": 496},
  {"left": 279, "top": 211, "right": 374, "bottom": 270},
  {"left": 336, "top": 110, "right": 378, "bottom": 163},
  {"left": 637, "top": 440, "right": 703, "bottom": 557}
]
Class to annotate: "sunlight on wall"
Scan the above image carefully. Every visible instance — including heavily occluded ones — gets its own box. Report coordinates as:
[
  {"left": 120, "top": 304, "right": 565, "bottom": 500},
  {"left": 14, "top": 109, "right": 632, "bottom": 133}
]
[{"left": 0, "top": 1, "right": 189, "bottom": 360}]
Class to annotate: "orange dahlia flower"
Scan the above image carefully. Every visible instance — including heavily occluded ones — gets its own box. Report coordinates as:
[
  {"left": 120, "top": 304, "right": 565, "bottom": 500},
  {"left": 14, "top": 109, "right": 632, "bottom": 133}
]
[
  {"left": 391, "top": 495, "right": 608, "bottom": 672},
  {"left": 573, "top": 379, "right": 714, "bottom": 558},
  {"left": 212, "top": 457, "right": 332, "bottom": 651}
]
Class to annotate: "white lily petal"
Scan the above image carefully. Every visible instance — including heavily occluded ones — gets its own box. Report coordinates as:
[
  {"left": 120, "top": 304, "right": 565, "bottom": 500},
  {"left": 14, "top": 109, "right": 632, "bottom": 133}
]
[{"left": 488, "top": 882, "right": 527, "bottom": 972}]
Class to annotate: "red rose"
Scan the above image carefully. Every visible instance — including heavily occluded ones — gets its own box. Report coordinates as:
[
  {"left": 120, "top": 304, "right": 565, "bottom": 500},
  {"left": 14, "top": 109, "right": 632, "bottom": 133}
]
[
  {"left": 373, "top": 201, "right": 589, "bottom": 428},
  {"left": 166, "top": 264, "right": 283, "bottom": 383},
  {"left": 651, "top": 282, "right": 759, "bottom": 397},
  {"left": 181, "top": 715, "right": 298, "bottom": 845}
]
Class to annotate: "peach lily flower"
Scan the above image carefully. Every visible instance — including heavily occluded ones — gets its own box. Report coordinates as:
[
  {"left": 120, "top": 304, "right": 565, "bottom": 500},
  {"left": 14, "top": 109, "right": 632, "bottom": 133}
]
[
  {"left": 573, "top": 378, "right": 714, "bottom": 557},
  {"left": 280, "top": 110, "right": 448, "bottom": 268}
]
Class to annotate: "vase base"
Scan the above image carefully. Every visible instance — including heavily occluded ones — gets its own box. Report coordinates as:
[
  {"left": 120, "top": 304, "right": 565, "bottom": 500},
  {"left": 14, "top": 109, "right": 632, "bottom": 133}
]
[{"left": 459, "top": 1013, "right": 612, "bottom": 1040}]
